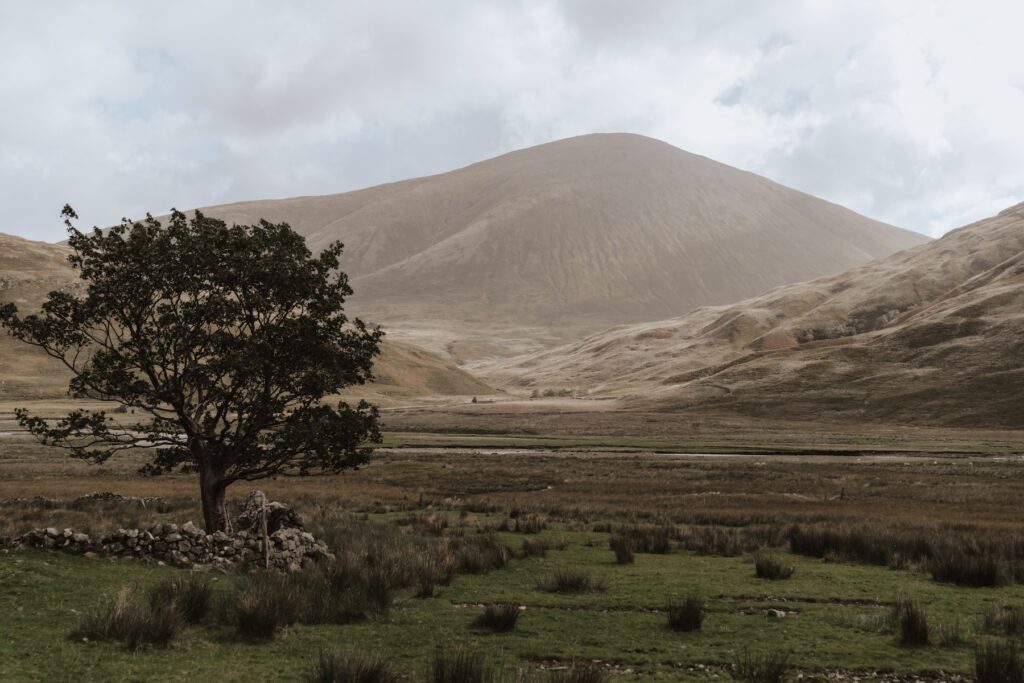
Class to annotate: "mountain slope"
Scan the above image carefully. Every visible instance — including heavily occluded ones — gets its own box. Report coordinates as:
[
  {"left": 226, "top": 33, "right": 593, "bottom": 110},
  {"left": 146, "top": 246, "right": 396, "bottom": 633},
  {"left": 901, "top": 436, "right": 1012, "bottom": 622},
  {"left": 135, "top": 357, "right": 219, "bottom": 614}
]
[
  {"left": 0, "top": 234, "right": 78, "bottom": 398},
  {"left": 190, "top": 133, "right": 927, "bottom": 339},
  {"left": 489, "top": 203, "right": 1024, "bottom": 427},
  {"left": 0, "top": 234, "right": 491, "bottom": 401}
]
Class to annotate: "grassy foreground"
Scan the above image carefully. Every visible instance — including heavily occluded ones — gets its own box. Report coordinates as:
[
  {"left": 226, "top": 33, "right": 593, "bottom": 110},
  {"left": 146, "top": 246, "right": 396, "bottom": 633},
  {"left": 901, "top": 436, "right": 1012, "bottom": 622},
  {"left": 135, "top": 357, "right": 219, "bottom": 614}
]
[
  {"left": 2, "top": 515, "right": 1020, "bottom": 681},
  {"left": 3, "top": 426, "right": 1024, "bottom": 681}
]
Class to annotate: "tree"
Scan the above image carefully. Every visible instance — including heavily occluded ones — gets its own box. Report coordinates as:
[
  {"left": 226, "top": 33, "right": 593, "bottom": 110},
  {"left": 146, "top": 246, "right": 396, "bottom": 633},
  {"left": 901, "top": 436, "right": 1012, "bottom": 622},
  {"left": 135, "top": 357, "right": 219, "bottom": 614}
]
[{"left": 0, "top": 207, "right": 383, "bottom": 532}]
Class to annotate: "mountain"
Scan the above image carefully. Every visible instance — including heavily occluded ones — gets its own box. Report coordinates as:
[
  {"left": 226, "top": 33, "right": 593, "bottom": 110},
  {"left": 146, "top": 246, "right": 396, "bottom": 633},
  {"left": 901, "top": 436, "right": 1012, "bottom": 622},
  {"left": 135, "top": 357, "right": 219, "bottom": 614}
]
[
  {"left": 0, "top": 233, "right": 492, "bottom": 402},
  {"left": 0, "top": 234, "right": 77, "bottom": 398},
  {"left": 488, "top": 203, "right": 1024, "bottom": 427},
  {"left": 188, "top": 133, "right": 927, "bottom": 358}
]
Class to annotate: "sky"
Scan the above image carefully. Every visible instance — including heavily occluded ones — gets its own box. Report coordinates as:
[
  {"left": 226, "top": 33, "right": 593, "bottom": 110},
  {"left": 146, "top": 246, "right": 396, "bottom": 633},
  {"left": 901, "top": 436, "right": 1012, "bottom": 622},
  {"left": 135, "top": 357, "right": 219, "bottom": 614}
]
[{"left": 2, "top": 1, "right": 1023, "bottom": 242}]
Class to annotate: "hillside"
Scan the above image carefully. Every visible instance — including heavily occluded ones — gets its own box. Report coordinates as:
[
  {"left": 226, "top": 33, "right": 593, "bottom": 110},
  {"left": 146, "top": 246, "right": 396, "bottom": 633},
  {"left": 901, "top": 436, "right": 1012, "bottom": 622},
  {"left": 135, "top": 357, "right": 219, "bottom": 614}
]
[
  {"left": 0, "top": 234, "right": 77, "bottom": 398},
  {"left": 188, "top": 133, "right": 927, "bottom": 356},
  {"left": 0, "top": 234, "right": 491, "bottom": 401},
  {"left": 488, "top": 203, "right": 1024, "bottom": 427}
]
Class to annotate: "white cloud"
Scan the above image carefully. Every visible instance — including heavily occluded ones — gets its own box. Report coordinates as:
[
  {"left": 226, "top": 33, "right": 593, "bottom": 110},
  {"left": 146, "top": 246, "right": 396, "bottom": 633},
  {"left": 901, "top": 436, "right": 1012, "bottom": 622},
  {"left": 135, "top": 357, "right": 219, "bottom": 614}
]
[{"left": 1, "top": 0, "right": 1022, "bottom": 241}]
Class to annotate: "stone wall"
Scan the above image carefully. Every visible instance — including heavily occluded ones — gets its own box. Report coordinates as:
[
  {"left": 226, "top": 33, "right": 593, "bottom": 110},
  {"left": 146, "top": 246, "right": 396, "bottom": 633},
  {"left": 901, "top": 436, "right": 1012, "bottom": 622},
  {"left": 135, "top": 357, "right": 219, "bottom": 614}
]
[
  {"left": 9, "top": 491, "right": 333, "bottom": 572},
  {"left": 14, "top": 522, "right": 332, "bottom": 571}
]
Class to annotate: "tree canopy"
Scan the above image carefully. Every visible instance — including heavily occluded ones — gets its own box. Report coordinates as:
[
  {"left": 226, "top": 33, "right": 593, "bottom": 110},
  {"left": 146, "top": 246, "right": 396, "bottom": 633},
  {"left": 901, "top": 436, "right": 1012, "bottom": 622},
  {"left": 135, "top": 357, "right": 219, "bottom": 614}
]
[{"left": 0, "top": 207, "right": 382, "bottom": 531}]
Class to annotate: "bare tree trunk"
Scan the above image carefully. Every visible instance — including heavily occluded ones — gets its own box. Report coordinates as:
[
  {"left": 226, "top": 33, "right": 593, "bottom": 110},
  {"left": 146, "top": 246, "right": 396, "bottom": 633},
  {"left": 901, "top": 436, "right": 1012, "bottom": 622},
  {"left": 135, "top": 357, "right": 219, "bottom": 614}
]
[{"left": 199, "top": 465, "right": 230, "bottom": 533}]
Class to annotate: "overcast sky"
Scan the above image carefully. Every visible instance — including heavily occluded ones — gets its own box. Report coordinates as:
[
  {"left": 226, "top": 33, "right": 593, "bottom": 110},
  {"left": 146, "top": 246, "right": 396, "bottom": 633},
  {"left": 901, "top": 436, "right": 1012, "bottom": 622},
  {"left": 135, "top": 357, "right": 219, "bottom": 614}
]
[{"left": 3, "top": 1, "right": 1023, "bottom": 242}]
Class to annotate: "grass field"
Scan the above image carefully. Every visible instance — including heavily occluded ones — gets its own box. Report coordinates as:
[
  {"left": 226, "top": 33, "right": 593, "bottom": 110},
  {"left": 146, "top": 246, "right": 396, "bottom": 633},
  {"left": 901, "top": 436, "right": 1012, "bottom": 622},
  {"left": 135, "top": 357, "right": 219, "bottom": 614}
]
[
  {"left": 5, "top": 520, "right": 1021, "bottom": 681},
  {"left": 2, "top": 422, "right": 1024, "bottom": 681}
]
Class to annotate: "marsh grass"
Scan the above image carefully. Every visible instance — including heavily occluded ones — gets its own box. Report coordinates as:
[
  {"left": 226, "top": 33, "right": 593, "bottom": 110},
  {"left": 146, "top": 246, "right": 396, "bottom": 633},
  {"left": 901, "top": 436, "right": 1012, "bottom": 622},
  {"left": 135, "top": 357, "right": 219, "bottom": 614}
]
[
  {"left": 521, "top": 538, "right": 548, "bottom": 558},
  {"left": 514, "top": 514, "right": 547, "bottom": 534},
  {"left": 788, "top": 523, "right": 1022, "bottom": 586},
  {"left": 226, "top": 572, "right": 300, "bottom": 640},
  {"left": 666, "top": 594, "right": 704, "bottom": 632},
  {"left": 546, "top": 662, "right": 610, "bottom": 683},
  {"left": 609, "top": 535, "right": 634, "bottom": 564},
  {"left": 471, "top": 604, "right": 520, "bottom": 633},
  {"left": 307, "top": 650, "right": 401, "bottom": 683},
  {"left": 753, "top": 552, "right": 794, "bottom": 580},
  {"left": 975, "top": 638, "right": 1024, "bottom": 683},
  {"left": 537, "top": 569, "right": 606, "bottom": 594},
  {"left": 679, "top": 525, "right": 785, "bottom": 557},
  {"left": 936, "top": 617, "right": 966, "bottom": 647},
  {"left": 930, "top": 552, "right": 1012, "bottom": 587},
  {"left": 614, "top": 524, "right": 673, "bottom": 554},
  {"left": 983, "top": 604, "right": 1024, "bottom": 636},
  {"left": 430, "top": 648, "right": 502, "bottom": 683},
  {"left": 148, "top": 573, "right": 212, "bottom": 624},
  {"left": 449, "top": 535, "right": 513, "bottom": 576},
  {"left": 731, "top": 649, "right": 791, "bottom": 683},
  {"left": 893, "top": 597, "right": 929, "bottom": 647},
  {"left": 73, "top": 586, "right": 183, "bottom": 650}
]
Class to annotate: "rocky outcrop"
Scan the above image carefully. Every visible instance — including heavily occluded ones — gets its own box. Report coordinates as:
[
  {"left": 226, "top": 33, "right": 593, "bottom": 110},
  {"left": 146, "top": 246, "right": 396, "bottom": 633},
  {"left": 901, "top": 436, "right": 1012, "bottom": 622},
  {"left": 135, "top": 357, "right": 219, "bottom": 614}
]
[{"left": 236, "top": 490, "right": 305, "bottom": 534}]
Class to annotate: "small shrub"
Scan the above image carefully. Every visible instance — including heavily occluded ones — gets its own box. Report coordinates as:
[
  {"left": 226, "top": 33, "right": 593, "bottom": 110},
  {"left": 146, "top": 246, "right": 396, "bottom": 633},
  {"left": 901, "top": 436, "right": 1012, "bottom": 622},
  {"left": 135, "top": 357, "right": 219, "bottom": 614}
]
[
  {"left": 667, "top": 594, "right": 704, "bottom": 632},
  {"left": 609, "top": 536, "right": 634, "bottom": 564},
  {"left": 430, "top": 648, "right": 501, "bottom": 683},
  {"left": 930, "top": 552, "right": 1011, "bottom": 587},
  {"left": 522, "top": 538, "right": 548, "bottom": 558},
  {"left": 976, "top": 638, "right": 1024, "bottom": 683},
  {"left": 547, "top": 662, "right": 610, "bottom": 683},
  {"left": 307, "top": 650, "right": 401, "bottom": 683},
  {"left": 73, "top": 587, "right": 183, "bottom": 650},
  {"left": 893, "top": 598, "right": 929, "bottom": 647},
  {"left": 731, "top": 649, "right": 791, "bottom": 683},
  {"left": 591, "top": 522, "right": 613, "bottom": 533},
  {"left": 472, "top": 604, "right": 520, "bottom": 633},
  {"left": 538, "top": 569, "right": 606, "bottom": 594},
  {"left": 148, "top": 573, "right": 212, "bottom": 624},
  {"left": 754, "top": 553, "right": 794, "bottom": 580}
]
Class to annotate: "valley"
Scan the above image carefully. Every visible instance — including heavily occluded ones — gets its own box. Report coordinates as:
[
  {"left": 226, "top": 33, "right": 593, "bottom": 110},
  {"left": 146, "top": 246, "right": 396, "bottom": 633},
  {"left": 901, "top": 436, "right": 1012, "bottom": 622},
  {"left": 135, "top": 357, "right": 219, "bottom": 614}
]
[{"left": 1, "top": 134, "right": 1021, "bottom": 682}]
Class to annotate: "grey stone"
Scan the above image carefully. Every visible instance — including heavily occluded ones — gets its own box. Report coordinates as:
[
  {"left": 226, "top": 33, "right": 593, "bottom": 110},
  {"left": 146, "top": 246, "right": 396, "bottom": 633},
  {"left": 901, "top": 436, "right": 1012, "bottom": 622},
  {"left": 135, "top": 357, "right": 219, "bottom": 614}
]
[{"left": 236, "top": 490, "right": 304, "bottom": 534}]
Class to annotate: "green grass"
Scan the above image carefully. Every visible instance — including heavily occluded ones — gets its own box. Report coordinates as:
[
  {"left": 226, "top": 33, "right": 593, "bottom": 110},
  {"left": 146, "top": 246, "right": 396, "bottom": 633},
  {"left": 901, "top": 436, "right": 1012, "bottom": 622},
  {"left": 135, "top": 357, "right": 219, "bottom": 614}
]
[{"left": 2, "top": 520, "right": 1023, "bottom": 681}]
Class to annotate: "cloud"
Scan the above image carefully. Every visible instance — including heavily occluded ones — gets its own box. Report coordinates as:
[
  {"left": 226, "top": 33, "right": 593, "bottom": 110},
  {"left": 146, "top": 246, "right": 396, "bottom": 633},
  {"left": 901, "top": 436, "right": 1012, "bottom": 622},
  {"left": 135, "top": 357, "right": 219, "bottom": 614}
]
[{"left": 1, "top": 0, "right": 1022, "bottom": 241}]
